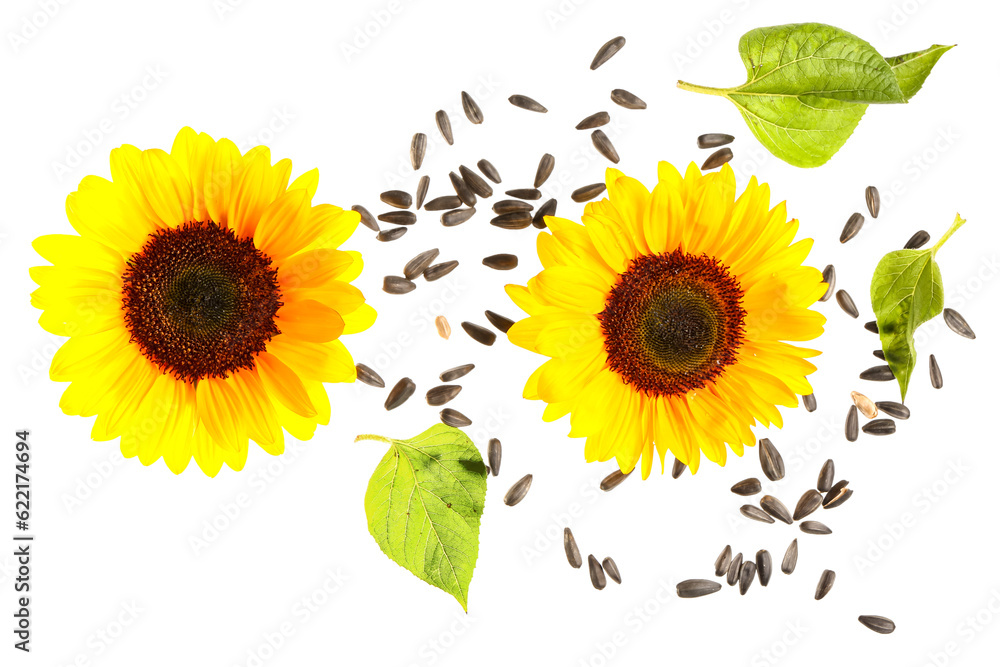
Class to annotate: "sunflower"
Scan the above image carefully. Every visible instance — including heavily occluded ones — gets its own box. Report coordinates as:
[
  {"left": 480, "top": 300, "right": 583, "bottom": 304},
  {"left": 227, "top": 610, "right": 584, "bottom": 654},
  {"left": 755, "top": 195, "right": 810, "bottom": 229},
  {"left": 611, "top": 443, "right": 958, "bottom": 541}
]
[
  {"left": 30, "top": 127, "right": 374, "bottom": 476},
  {"left": 506, "top": 162, "right": 825, "bottom": 477}
]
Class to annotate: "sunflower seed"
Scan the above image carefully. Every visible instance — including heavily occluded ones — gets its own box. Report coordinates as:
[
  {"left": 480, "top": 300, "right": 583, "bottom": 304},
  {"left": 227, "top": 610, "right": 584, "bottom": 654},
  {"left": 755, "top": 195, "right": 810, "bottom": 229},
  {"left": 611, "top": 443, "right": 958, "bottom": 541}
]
[
  {"left": 825, "top": 480, "right": 849, "bottom": 501},
  {"left": 459, "top": 165, "right": 494, "bottom": 198},
  {"left": 800, "top": 521, "right": 833, "bottom": 535},
  {"left": 759, "top": 438, "right": 785, "bottom": 482},
  {"left": 760, "top": 495, "right": 793, "bottom": 524},
  {"left": 905, "top": 229, "right": 930, "bottom": 249},
  {"left": 449, "top": 171, "right": 477, "bottom": 207},
  {"left": 572, "top": 183, "right": 607, "bottom": 203},
  {"left": 376, "top": 227, "right": 407, "bottom": 242},
  {"left": 508, "top": 95, "right": 547, "bottom": 113},
  {"left": 576, "top": 111, "right": 610, "bottom": 130},
  {"left": 506, "top": 188, "right": 541, "bottom": 200},
  {"left": 845, "top": 405, "right": 859, "bottom": 442},
  {"left": 435, "top": 316, "right": 451, "bottom": 340},
  {"left": 587, "top": 555, "right": 606, "bottom": 589},
  {"left": 823, "top": 487, "right": 853, "bottom": 510},
  {"left": 714, "top": 545, "right": 732, "bottom": 577},
  {"left": 435, "top": 110, "right": 453, "bottom": 145},
  {"left": 483, "top": 254, "right": 519, "bottom": 270},
  {"left": 462, "top": 321, "right": 497, "bottom": 346},
  {"left": 930, "top": 354, "right": 943, "bottom": 388},
  {"left": 380, "top": 190, "right": 412, "bottom": 209},
  {"left": 385, "top": 378, "right": 416, "bottom": 410},
  {"left": 425, "top": 196, "right": 463, "bottom": 211},
  {"left": 858, "top": 615, "right": 896, "bottom": 634},
  {"left": 875, "top": 401, "right": 910, "bottom": 420},
  {"left": 873, "top": 349, "right": 886, "bottom": 360},
  {"left": 860, "top": 365, "right": 894, "bottom": 381},
  {"left": 781, "top": 539, "right": 798, "bottom": 574},
  {"left": 602, "top": 557, "right": 622, "bottom": 584},
  {"left": 794, "top": 490, "right": 823, "bottom": 521},
  {"left": 701, "top": 147, "right": 733, "bottom": 170},
  {"left": 840, "top": 212, "right": 865, "bottom": 243},
  {"left": 677, "top": 579, "right": 722, "bottom": 598},
  {"left": 440, "top": 408, "right": 472, "bottom": 428},
  {"left": 377, "top": 211, "right": 417, "bottom": 225},
  {"left": 756, "top": 550, "right": 772, "bottom": 586},
  {"left": 485, "top": 310, "right": 514, "bottom": 334},
  {"left": 819, "top": 264, "right": 836, "bottom": 302},
  {"left": 599, "top": 469, "right": 630, "bottom": 491},
  {"left": 563, "top": 528, "right": 582, "bottom": 568},
  {"left": 504, "top": 473, "right": 532, "bottom": 506},
  {"left": 403, "top": 249, "right": 440, "bottom": 280},
  {"left": 529, "top": 154, "right": 554, "bottom": 189},
  {"left": 424, "top": 260, "right": 459, "bottom": 281},
  {"left": 590, "top": 35, "right": 625, "bottom": 69},
  {"left": 942, "top": 308, "right": 975, "bottom": 339},
  {"left": 611, "top": 88, "right": 646, "bottom": 110},
  {"left": 383, "top": 275, "right": 416, "bottom": 294},
  {"left": 862, "top": 418, "right": 896, "bottom": 436},
  {"left": 741, "top": 505, "right": 775, "bottom": 524},
  {"left": 592, "top": 130, "right": 620, "bottom": 164},
  {"left": 477, "top": 159, "right": 502, "bottom": 184},
  {"left": 864, "top": 185, "right": 881, "bottom": 218},
  {"left": 352, "top": 204, "right": 379, "bottom": 232},
  {"left": 818, "top": 459, "right": 835, "bottom": 493},
  {"left": 491, "top": 211, "right": 533, "bottom": 229},
  {"left": 850, "top": 391, "right": 878, "bottom": 419},
  {"left": 461, "top": 91, "right": 483, "bottom": 124},
  {"left": 426, "top": 384, "right": 462, "bottom": 406},
  {"left": 492, "top": 199, "right": 533, "bottom": 214},
  {"left": 483, "top": 438, "right": 501, "bottom": 478},
  {"left": 671, "top": 458, "right": 687, "bottom": 479},
  {"left": 731, "top": 478, "right": 762, "bottom": 496},
  {"left": 439, "top": 364, "right": 474, "bottom": 382},
  {"left": 815, "top": 569, "right": 836, "bottom": 600},
  {"left": 864, "top": 320, "right": 879, "bottom": 333},
  {"left": 410, "top": 133, "right": 427, "bottom": 170},
  {"left": 533, "top": 198, "right": 557, "bottom": 228},
  {"left": 739, "top": 561, "right": 757, "bottom": 595},
  {"left": 355, "top": 363, "right": 385, "bottom": 388},
  {"left": 727, "top": 553, "right": 743, "bottom": 586},
  {"left": 441, "top": 208, "right": 476, "bottom": 227},
  {"left": 415, "top": 176, "right": 429, "bottom": 210},
  {"left": 836, "top": 289, "right": 859, "bottom": 318},
  {"left": 697, "top": 133, "right": 734, "bottom": 148}
]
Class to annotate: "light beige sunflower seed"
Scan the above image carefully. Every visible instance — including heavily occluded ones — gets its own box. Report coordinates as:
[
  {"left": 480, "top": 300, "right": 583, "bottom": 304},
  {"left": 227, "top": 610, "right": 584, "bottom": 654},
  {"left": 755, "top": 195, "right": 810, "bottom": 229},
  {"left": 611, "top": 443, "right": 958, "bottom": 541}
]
[
  {"left": 435, "top": 316, "right": 451, "bottom": 340},
  {"left": 850, "top": 391, "right": 878, "bottom": 419}
]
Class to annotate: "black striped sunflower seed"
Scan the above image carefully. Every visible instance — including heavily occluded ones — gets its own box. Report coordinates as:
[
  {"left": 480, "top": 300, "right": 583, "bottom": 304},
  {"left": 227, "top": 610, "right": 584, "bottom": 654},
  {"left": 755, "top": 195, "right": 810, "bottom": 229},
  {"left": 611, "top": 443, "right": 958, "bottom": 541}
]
[
  {"left": 483, "top": 254, "right": 518, "bottom": 270},
  {"left": 800, "top": 520, "right": 832, "bottom": 535},
  {"left": 731, "top": 478, "right": 762, "bottom": 496},
  {"left": 875, "top": 401, "right": 910, "bottom": 420},
  {"left": 677, "top": 579, "right": 722, "bottom": 598},
  {"left": 440, "top": 408, "right": 472, "bottom": 428},
  {"left": 533, "top": 198, "right": 557, "bottom": 228},
  {"left": 756, "top": 550, "right": 772, "bottom": 587},
  {"left": 740, "top": 505, "right": 775, "bottom": 524},
  {"left": 426, "top": 384, "right": 461, "bottom": 406},
  {"left": 727, "top": 553, "right": 743, "bottom": 586},
  {"left": 602, "top": 557, "right": 622, "bottom": 584},
  {"left": 491, "top": 212, "right": 532, "bottom": 230},
  {"left": 415, "top": 175, "right": 429, "bottom": 210},
  {"left": 439, "top": 364, "right": 474, "bottom": 382},
  {"left": 380, "top": 190, "right": 411, "bottom": 209},
  {"left": 817, "top": 459, "right": 835, "bottom": 492},
  {"left": 840, "top": 212, "right": 865, "bottom": 243},
  {"left": 930, "top": 354, "right": 944, "bottom": 388},
  {"left": 873, "top": 348, "right": 886, "bottom": 360},
  {"left": 563, "top": 528, "right": 582, "bottom": 568},
  {"left": 488, "top": 438, "right": 501, "bottom": 476},
  {"left": 836, "top": 289, "right": 859, "bottom": 318},
  {"left": 803, "top": 393, "right": 817, "bottom": 412},
  {"left": 865, "top": 185, "right": 880, "bottom": 218},
  {"left": 352, "top": 204, "right": 379, "bottom": 232},
  {"left": 572, "top": 183, "right": 607, "bottom": 203},
  {"left": 410, "top": 133, "right": 426, "bottom": 170},
  {"left": 377, "top": 211, "right": 416, "bottom": 225},
  {"left": 376, "top": 227, "right": 407, "bottom": 242},
  {"left": 459, "top": 165, "right": 494, "bottom": 198},
  {"left": 739, "top": 560, "right": 756, "bottom": 595},
  {"left": 590, "top": 35, "right": 625, "bottom": 70},
  {"left": 504, "top": 474, "right": 532, "bottom": 506},
  {"left": 759, "top": 438, "right": 785, "bottom": 481},
  {"left": 592, "top": 130, "right": 620, "bottom": 164},
  {"left": 701, "top": 147, "right": 733, "bottom": 170},
  {"left": 441, "top": 208, "right": 476, "bottom": 227},
  {"left": 697, "top": 133, "right": 734, "bottom": 148},
  {"left": 781, "top": 539, "right": 798, "bottom": 574},
  {"left": 760, "top": 495, "right": 793, "bottom": 524},
  {"left": 794, "top": 489, "right": 823, "bottom": 521},
  {"left": 671, "top": 457, "right": 687, "bottom": 479},
  {"left": 461, "top": 321, "right": 497, "bottom": 346},
  {"left": 461, "top": 91, "right": 483, "bottom": 124},
  {"left": 864, "top": 320, "right": 879, "bottom": 333},
  {"left": 858, "top": 615, "right": 896, "bottom": 634},
  {"left": 383, "top": 276, "right": 416, "bottom": 294},
  {"left": 860, "top": 365, "right": 895, "bottom": 381},
  {"left": 477, "top": 159, "right": 501, "bottom": 184},
  {"left": 819, "top": 264, "right": 836, "bottom": 302},
  {"left": 506, "top": 188, "right": 541, "bottom": 200},
  {"left": 610, "top": 88, "right": 646, "bottom": 109},
  {"left": 846, "top": 405, "right": 859, "bottom": 442},
  {"left": 508, "top": 95, "right": 547, "bottom": 113},
  {"left": 425, "top": 195, "right": 463, "bottom": 211},
  {"left": 588, "top": 554, "right": 607, "bottom": 590},
  {"left": 424, "top": 260, "right": 459, "bottom": 281},
  {"left": 449, "top": 171, "right": 477, "bottom": 207},
  {"left": 815, "top": 569, "right": 836, "bottom": 600},
  {"left": 600, "top": 469, "right": 630, "bottom": 491},
  {"left": 435, "top": 109, "right": 453, "bottom": 145},
  {"left": 534, "top": 153, "right": 555, "bottom": 188},
  {"left": 862, "top": 419, "right": 896, "bottom": 436},
  {"left": 905, "top": 230, "right": 930, "bottom": 249},
  {"left": 714, "top": 545, "right": 732, "bottom": 577},
  {"left": 385, "top": 377, "right": 416, "bottom": 410},
  {"left": 492, "top": 199, "right": 533, "bottom": 214},
  {"left": 576, "top": 111, "right": 610, "bottom": 130},
  {"left": 943, "top": 308, "right": 975, "bottom": 339},
  {"left": 403, "top": 248, "right": 440, "bottom": 280},
  {"left": 355, "top": 363, "right": 384, "bottom": 388},
  {"left": 485, "top": 310, "right": 514, "bottom": 334}
]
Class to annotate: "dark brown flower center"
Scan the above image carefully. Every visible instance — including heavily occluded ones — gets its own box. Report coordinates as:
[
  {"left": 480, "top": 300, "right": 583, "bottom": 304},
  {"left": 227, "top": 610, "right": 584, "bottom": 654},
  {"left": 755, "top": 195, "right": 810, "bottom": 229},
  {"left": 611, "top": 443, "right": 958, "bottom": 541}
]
[
  {"left": 121, "top": 221, "right": 282, "bottom": 382},
  {"left": 599, "top": 249, "right": 745, "bottom": 397}
]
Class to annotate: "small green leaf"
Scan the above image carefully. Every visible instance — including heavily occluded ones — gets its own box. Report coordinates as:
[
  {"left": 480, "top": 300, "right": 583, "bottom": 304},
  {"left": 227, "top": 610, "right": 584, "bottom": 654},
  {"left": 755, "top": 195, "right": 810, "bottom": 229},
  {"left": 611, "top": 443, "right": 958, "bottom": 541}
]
[
  {"left": 677, "top": 23, "right": 952, "bottom": 168},
  {"left": 870, "top": 214, "right": 966, "bottom": 401},
  {"left": 887, "top": 44, "right": 955, "bottom": 100},
  {"left": 358, "top": 424, "right": 487, "bottom": 611}
]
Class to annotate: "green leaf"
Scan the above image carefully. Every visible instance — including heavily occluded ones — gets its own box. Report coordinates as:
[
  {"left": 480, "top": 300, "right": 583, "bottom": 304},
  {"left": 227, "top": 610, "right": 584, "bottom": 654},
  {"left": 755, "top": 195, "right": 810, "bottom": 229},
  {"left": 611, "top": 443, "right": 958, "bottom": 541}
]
[
  {"left": 358, "top": 424, "right": 487, "bottom": 611},
  {"left": 870, "top": 214, "right": 966, "bottom": 401},
  {"left": 677, "top": 23, "right": 952, "bottom": 168},
  {"left": 886, "top": 44, "right": 955, "bottom": 100}
]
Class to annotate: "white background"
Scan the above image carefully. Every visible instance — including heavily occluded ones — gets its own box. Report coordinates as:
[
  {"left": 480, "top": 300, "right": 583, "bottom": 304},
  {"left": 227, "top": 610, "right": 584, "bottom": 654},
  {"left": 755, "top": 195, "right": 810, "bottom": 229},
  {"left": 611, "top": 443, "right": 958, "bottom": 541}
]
[{"left": 2, "top": 0, "right": 998, "bottom": 665}]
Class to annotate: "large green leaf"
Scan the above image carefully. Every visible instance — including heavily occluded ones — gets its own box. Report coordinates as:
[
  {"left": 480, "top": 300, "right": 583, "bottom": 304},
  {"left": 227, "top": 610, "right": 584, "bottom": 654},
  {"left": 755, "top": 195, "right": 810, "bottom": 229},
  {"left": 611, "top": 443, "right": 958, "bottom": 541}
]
[
  {"left": 870, "top": 215, "right": 965, "bottom": 401},
  {"left": 887, "top": 44, "right": 956, "bottom": 100},
  {"left": 677, "top": 23, "right": 952, "bottom": 168},
  {"left": 358, "top": 424, "right": 487, "bottom": 610}
]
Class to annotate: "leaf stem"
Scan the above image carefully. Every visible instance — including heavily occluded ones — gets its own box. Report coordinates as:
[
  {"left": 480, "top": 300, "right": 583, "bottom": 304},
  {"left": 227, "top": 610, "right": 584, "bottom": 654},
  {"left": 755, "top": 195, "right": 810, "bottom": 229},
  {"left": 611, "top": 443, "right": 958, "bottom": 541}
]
[
  {"left": 676, "top": 80, "right": 732, "bottom": 97},
  {"left": 355, "top": 434, "right": 392, "bottom": 444},
  {"left": 931, "top": 213, "right": 966, "bottom": 256}
]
